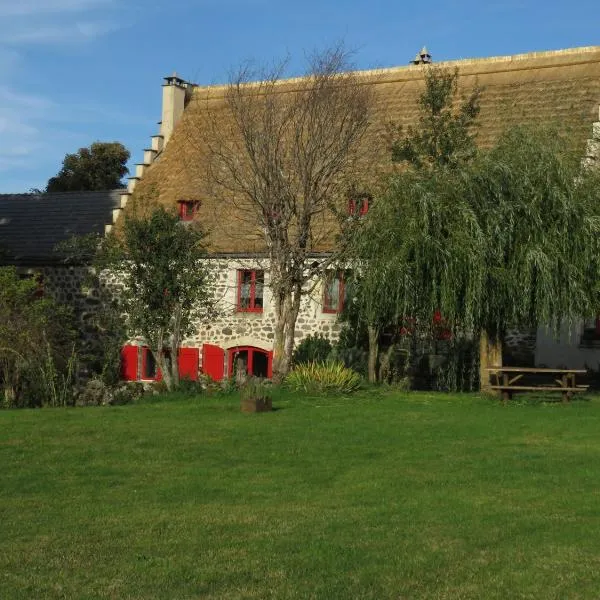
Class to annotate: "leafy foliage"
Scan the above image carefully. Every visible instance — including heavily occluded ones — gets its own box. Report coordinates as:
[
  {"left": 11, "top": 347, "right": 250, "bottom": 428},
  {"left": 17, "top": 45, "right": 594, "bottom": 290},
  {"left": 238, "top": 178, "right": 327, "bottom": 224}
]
[
  {"left": 46, "top": 141, "right": 129, "bottom": 192},
  {"left": 240, "top": 377, "right": 272, "bottom": 402},
  {"left": 0, "top": 267, "right": 76, "bottom": 407},
  {"left": 286, "top": 361, "right": 361, "bottom": 394},
  {"left": 391, "top": 67, "right": 481, "bottom": 170},
  {"left": 99, "top": 199, "right": 215, "bottom": 390},
  {"left": 292, "top": 334, "right": 333, "bottom": 365},
  {"left": 346, "top": 66, "right": 600, "bottom": 388}
]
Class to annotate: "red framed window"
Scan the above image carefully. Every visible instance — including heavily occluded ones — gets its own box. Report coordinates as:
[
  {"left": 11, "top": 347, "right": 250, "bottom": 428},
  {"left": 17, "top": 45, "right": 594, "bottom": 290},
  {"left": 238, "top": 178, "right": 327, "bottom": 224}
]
[
  {"left": 237, "top": 270, "right": 264, "bottom": 312},
  {"left": 141, "top": 347, "right": 159, "bottom": 380},
  {"left": 178, "top": 200, "right": 200, "bottom": 221},
  {"left": 228, "top": 347, "right": 273, "bottom": 379},
  {"left": 121, "top": 346, "right": 198, "bottom": 382},
  {"left": 323, "top": 271, "right": 345, "bottom": 314},
  {"left": 348, "top": 194, "right": 370, "bottom": 217}
]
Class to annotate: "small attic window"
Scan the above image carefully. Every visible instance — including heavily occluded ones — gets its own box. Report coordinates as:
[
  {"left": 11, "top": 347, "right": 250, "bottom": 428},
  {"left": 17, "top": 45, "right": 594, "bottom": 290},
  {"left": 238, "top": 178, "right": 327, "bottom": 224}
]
[
  {"left": 348, "top": 193, "right": 371, "bottom": 217},
  {"left": 178, "top": 200, "right": 200, "bottom": 221}
]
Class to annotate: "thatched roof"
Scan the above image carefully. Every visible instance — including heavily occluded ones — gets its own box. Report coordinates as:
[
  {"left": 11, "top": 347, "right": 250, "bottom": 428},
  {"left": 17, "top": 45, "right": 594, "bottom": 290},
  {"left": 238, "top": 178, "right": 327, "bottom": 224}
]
[{"left": 131, "top": 46, "right": 600, "bottom": 254}]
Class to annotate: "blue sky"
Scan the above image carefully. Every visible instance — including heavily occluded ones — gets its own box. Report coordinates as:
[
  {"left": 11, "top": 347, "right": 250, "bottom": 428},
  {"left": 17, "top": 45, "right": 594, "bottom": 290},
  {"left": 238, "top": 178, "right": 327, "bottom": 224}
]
[{"left": 0, "top": 0, "right": 598, "bottom": 193}]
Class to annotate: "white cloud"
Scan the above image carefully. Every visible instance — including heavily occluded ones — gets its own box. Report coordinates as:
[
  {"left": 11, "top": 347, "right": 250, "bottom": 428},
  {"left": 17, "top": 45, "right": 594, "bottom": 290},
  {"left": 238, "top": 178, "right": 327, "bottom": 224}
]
[
  {"left": 2, "top": 21, "right": 120, "bottom": 44},
  {"left": 0, "top": 0, "right": 112, "bottom": 17}
]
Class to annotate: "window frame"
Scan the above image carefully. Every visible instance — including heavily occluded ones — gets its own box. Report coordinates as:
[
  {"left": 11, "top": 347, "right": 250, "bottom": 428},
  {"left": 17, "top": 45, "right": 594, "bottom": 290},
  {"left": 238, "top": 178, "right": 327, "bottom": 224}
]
[
  {"left": 323, "top": 270, "right": 345, "bottom": 314},
  {"left": 236, "top": 269, "right": 264, "bottom": 313},
  {"left": 178, "top": 200, "right": 200, "bottom": 222},
  {"left": 347, "top": 194, "right": 370, "bottom": 217}
]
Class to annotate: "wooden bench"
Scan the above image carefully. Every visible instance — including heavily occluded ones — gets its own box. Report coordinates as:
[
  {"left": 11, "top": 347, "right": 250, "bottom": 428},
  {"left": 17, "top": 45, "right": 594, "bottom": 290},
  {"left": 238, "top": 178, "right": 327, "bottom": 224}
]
[{"left": 486, "top": 367, "right": 589, "bottom": 402}]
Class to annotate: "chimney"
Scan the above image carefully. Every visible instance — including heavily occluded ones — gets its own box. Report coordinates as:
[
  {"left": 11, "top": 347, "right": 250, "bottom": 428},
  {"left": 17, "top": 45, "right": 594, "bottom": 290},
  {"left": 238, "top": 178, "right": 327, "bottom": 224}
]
[
  {"left": 160, "top": 72, "right": 190, "bottom": 146},
  {"left": 410, "top": 46, "right": 432, "bottom": 65}
]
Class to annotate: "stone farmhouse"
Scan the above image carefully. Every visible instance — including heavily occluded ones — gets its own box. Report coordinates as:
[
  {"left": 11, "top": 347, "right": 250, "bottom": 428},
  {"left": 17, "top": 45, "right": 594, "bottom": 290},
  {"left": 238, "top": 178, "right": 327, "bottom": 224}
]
[{"left": 42, "top": 47, "right": 600, "bottom": 382}]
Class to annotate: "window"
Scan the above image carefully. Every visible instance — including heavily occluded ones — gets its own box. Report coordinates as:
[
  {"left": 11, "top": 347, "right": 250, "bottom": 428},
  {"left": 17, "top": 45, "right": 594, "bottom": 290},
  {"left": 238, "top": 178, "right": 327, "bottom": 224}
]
[
  {"left": 348, "top": 194, "right": 370, "bottom": 217},
  {"left": 228, "top": 347, "right": 272, "bottom": 379},
  {"left": 237, "top": 270, "right": 264, "bottom": 312},
  {"left": 141, "top": 347, "right": 157, "bottom": 380},
  {"left": 178, "top": 200, "right": 200, "bottom": 221},
  {"left": 580, "top": 316, "right": 600, "bottom": 347},
  {"left": 323, "top": 271, "right": 345, "bottom": 314}
]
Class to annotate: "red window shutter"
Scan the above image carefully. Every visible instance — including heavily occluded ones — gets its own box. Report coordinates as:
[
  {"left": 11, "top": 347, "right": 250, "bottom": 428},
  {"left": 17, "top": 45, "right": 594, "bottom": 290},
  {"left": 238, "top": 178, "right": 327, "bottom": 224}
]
[
  {"left": 179, "top": 347, "right": 199, "bottom": 381},
  {"left": 202, "top": 344, "right": 225, "bottom": 381},
  {"left": 120, "top": 345, "right": 139, "bottom": 381},
  {"left": 359, "top": 197, "right": 369, "bottom": 216}
]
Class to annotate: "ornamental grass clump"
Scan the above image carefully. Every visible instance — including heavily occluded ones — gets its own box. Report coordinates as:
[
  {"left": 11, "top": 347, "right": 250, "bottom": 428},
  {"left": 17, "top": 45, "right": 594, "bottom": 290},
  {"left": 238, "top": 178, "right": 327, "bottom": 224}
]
[
  {"left": 286, "top": 361, "right": 361, "bottom": 394},
  {"left": 240, "top": 378, "right": 273, "bottom": 412}
]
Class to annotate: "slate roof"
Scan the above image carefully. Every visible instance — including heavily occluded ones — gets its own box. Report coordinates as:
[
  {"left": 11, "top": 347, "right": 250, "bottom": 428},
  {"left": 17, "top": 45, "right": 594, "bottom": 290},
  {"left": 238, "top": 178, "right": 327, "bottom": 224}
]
[
  {"left": 130, "top": 45, "right": 600, "bottom": 254},
  {"left": 0, "top": 190, "right": 121, "bottom": 266}
]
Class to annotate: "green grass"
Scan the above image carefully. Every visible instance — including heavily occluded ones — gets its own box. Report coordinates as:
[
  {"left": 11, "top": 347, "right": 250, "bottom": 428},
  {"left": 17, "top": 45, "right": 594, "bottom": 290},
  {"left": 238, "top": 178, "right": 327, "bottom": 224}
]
[{"left": 2, "top": 390, "right": 600, "bottom": 599}]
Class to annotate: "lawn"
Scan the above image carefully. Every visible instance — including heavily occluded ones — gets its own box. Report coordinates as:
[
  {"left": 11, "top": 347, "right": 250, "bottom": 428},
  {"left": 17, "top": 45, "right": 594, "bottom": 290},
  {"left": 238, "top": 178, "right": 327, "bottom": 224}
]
[{"left": 2, "top": 390, "right": 600, "bottom": 599}]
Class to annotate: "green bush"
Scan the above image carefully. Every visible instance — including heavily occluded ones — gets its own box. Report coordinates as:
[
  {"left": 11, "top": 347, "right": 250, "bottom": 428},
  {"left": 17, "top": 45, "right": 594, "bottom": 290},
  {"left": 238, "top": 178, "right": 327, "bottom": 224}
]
[
  {"left": 292, "top": 334, "right": 332, "bottom": 366},
  {"left": 286, "top": 361, "right": 361, "bottom": 394},
  {"left": 177, "top": 377, "right": 205, "bottom": 396}
]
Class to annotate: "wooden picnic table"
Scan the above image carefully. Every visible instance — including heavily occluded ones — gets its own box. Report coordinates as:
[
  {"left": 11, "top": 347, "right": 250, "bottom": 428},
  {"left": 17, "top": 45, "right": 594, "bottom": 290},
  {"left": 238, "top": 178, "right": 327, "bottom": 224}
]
[{"left": 485, "top": 366, "right": 588, "bottom": 402}]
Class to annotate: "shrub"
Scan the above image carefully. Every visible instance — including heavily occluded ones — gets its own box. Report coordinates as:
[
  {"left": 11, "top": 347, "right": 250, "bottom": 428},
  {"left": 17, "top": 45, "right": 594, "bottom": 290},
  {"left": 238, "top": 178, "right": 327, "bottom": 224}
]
[
  {"left": 177, "top": 377, "right": 205, "bottom": 396},
  {"left": 75, "top": 379, "right": 144, "bottom": 406},
  {"left": 292, "top": 334, "right": 332, "bottom": 365},
  {"left": 286, "top": 361, "right": 361, "bottom": 394}
]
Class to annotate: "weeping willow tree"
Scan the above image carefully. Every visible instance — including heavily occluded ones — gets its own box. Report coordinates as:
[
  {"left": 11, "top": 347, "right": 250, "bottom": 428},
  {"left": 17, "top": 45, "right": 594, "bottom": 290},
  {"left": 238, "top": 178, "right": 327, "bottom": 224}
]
[{"left": 347, "top": 126, "right": 600, "bottom": 387}]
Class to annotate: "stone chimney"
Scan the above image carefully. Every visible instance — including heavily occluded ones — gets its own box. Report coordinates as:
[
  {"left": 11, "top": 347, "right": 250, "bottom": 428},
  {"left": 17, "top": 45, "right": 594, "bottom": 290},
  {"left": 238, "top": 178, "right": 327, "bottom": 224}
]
[{"left": 160, "top": 72, "right": 190, "bottom": 146}]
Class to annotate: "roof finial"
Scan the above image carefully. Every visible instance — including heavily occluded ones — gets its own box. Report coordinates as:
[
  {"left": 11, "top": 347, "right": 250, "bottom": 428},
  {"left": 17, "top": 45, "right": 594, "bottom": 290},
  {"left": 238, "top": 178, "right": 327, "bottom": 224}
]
[{"left": 410, "top": 46, "right": 432, "bottom": 65}]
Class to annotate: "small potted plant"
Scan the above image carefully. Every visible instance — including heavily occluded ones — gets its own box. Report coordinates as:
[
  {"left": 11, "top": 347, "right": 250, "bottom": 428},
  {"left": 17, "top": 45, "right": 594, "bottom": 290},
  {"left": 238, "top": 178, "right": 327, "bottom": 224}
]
[{"left": 240, "top": 377, "right": 273, "bottom": 413}]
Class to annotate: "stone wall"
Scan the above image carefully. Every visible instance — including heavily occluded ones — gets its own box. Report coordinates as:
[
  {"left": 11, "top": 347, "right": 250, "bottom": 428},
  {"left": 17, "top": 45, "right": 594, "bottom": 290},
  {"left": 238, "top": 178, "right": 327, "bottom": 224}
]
[{"left": 183, "top": 259, "right": 343, "bottom": 354}]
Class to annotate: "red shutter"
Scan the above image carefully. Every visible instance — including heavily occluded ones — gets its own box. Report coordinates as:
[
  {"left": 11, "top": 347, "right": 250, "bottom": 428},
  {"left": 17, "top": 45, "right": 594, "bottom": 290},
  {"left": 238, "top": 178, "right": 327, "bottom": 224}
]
[
  {"left": 202, "top": 344, "right": 224, "bottom": 381},
  {"left": 267, "top": 351, "right": 273, "bottom": 379},
  {"left": 120, "top": 345, "right": 139, "bottom": 381},
  {"left": 179, "top": 347, "right": 199, "bottom": 381}
]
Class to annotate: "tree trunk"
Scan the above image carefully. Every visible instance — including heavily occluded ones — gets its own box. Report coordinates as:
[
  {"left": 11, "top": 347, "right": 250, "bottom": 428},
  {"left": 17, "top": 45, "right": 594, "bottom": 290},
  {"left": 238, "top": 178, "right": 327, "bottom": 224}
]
[
  {"left": 155, "top": 349, "right": 173, "bottom": 391},
  {"left": 3, "top": 385, "right": 16, "bottom": 408},
  {"left": 378, "top": 343, "right": 396, "bottom": 384},
  {"left": 272, "top": 283, "right": 302, "bottom": 383},
  {"left": 367, "top": 325, "right": 379, "bottom": 384},
  {"left": 479, "top": 329, "right": 502, "bottom": 393}
]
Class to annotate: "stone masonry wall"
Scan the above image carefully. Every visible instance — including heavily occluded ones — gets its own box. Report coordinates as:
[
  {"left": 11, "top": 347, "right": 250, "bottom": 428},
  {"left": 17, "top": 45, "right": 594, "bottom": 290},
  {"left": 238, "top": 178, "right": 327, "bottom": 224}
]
[{"left": 183, "top": 259, "right": 343, "bottom": 355}]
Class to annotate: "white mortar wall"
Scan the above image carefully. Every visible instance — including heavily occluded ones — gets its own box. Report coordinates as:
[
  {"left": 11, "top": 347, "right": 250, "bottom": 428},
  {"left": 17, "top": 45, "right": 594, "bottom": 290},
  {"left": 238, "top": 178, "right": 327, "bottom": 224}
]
[
  {"left": 183, "top": 258, "right": 343, "bottom": 368},
  {"left": 535, "top": 321, "right": 600, "bottom": 370}
]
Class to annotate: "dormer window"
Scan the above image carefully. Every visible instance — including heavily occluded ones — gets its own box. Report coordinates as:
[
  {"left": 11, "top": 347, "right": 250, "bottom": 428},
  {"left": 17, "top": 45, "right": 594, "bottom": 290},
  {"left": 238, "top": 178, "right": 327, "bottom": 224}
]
[
  {"left": 178, "top": 200, "right": 200, "bottom": 221},
  {"left": 348, "top": 194, "right": 370, "bottom": 217}
]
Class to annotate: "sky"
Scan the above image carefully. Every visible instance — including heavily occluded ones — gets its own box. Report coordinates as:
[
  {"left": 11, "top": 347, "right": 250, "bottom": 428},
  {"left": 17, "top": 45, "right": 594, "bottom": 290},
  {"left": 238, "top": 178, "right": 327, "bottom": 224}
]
[{"left": 0, "top": 0, "right": 598, "bottom": 193}]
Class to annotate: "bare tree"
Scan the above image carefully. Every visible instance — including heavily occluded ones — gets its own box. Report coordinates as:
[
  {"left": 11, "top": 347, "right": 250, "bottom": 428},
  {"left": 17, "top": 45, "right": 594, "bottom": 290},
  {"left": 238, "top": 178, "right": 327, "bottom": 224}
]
[{"left": 195, "top": 47, "right": 373, "bottom": 379}]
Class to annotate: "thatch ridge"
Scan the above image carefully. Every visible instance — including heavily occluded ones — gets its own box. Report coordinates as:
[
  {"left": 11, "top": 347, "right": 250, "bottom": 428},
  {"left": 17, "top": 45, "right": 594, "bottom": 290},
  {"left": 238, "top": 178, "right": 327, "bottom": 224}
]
[{"left": 190, "top": 45, "right": 600, "bottom": 99}]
